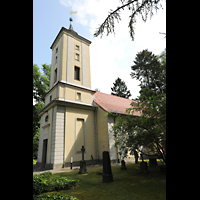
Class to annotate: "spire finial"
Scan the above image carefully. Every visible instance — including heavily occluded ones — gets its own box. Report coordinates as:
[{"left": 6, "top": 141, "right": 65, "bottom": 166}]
[{"left": 69, "top": 17, "right": 73, "bottom": 30}]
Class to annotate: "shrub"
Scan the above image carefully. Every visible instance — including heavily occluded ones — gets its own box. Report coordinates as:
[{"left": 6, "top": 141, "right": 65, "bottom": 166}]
[
  {"left": 50, "top": 177, "right": 78, "bottom": 191},
  {"left": 34, "top": 193, "right": 79, "bottom": 200},
  {"left": 33, "top": 175, "right": 53, "bottom": 195},
  {"left": 33, "top": 172, "right": 78, "bottom": 195},
  {"left": 33, "top": 172, "right": 54, "bottom": 194},
  {"left": 38, "top": 171, "right": 52, "bottom": 179}
]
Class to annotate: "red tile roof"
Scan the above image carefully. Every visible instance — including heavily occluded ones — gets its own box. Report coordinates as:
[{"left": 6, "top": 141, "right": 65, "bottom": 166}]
[{"left": 94, "top": 91, "right": 141, "bottom": 116}]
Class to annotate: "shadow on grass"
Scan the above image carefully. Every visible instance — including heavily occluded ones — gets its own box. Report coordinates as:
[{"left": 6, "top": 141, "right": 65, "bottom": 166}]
[{"left": 48, "top": 163, "right": 166, "bottom": 200}]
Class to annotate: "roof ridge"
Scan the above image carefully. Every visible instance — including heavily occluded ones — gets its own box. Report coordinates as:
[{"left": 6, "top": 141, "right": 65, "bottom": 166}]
[
  {"left": 94, "top": 91, "right": 141, "bottom": 116},
  {"left": 95, "top": 91, "right": 138, "bottom": 103}
]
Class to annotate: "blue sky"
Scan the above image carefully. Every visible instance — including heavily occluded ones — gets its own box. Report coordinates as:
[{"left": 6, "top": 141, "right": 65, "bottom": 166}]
[
  {"left": 33, "top": 0, "right": 166, "bottom": 100},
  {"left": 33, "top": 0, "right": 93, "bottom": 66}
]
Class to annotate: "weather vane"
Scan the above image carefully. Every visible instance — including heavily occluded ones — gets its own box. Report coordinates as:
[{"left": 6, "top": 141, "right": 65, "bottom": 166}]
[{"left": 69, "top": 7, "right": 77, "bottom": 30}]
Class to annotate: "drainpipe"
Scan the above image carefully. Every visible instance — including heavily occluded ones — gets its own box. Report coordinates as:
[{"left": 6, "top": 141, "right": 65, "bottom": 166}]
[
  {"left": 94, "top": 107, "right": 99, "bottom": 160},
  {"left": 63, "top": 110, "right": 66, "bottom": 168}
]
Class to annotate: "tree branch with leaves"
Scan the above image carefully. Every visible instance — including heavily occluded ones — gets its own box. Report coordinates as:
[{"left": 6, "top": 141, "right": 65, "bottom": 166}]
[{"left": 94, "top": 0, "right": 164, "bottom": 40}]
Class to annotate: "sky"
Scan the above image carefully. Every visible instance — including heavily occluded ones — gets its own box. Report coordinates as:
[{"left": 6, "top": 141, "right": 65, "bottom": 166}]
[{"left": 33, "top": 0, "right": 166, "bottom": 101}]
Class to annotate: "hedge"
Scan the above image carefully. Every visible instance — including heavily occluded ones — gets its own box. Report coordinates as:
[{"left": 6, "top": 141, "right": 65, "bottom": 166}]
[
  {"left": 33, "top": 172, "right": 78, "bottom": 195},
  {"left": 34, "top": 193, "right": 79, "bottom": 200}
]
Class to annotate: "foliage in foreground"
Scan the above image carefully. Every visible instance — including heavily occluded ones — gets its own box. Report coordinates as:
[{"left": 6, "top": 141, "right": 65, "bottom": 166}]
[
  {"left": 34, "top": 193, "right": 79, "bottom": 200},
  {"left": 47, "top": 163, "right": 166, "bottom": 200},
  {"left": 33, "top": 171, "right": 78, "bottom": 195}
]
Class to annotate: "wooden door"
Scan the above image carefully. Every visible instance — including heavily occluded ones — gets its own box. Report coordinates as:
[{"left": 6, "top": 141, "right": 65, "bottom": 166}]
[{"left": 41, "top": 139, "right": 48, "bottom": 169}]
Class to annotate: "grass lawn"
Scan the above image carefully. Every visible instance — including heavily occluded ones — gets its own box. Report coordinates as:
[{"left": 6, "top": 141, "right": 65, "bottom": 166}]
[{"left": 43, "top": 163, "right": 166, "bottom": 200}]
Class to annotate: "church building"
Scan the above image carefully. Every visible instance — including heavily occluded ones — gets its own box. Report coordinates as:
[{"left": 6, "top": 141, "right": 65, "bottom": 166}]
[{"left": 37, "top": 22, "right": 140, "bottom": 170}]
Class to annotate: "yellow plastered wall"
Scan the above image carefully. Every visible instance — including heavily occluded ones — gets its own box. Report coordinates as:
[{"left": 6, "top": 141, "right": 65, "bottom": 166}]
[
  {"left": 61, "top": 34, "right": 67, "bottom": 81},
  {"left": 45, "top": 83, "right": 94, "bottom": 106},
  {"left": 45, "top": 86, "right": 58, "bottom": 106},
  {"left": 86, "top": 45, "right": 91, "bottom": 87},
  {"left": 95, "top": 104, "right": 109, "bottom": 160},
  {"left": 59, "top": 33, "right": 91, "bottom": 88},
  {"left": 59, "top": 84, "right": 94, "bottom": 105},
  {"left": 64, "top": 107, "right": 95, "bottom": 163}
]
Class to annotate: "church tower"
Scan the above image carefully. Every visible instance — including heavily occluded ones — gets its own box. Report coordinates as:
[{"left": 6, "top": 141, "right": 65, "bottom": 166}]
[
  {"left": 36, "top": 19, "right": 123, "bottom": 172},
  {"left": 37, "top": 20, "right": 98, "bottom": 170},
  {"left": 49, "top": 20, "right": 91, "bottom": 90}
]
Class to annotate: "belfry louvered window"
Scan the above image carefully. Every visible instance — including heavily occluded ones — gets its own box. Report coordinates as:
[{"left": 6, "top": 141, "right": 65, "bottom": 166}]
[{"left": 74, "top": 66, "right": 80, "bottom": 81}]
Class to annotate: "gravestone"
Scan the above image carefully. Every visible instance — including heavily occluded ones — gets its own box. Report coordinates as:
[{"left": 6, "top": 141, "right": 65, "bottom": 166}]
[
  {"left": 81, "top": 146, "right": 85, "bottom": 161},
  {"left": 140, "top": 153, "right": 148, "bottom": 174},
  {"left": 121, "top": 160, "right": 127, "bottom": 170},
  {"left": 149, "top": 158, "right": 159, "bottom": 171},
  {"left": 134, "top": 150, "right": 139, "bottom": 164},
  {"left": 140, "top": 161, "right": 148, "bottom": 174},
  {"left": 91, "top": 154, "right": 94, "bottom": 165},
  {"left": 103, "top": 151, "right": 113, "bottom": 183},
  {"left": 79, "top": 146, "right": 87, "bottom": 174}
]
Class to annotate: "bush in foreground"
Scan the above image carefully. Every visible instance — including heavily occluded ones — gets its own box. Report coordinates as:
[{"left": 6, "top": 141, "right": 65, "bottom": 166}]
[
  {"left": 34, "top": 193, "right": 79, "bottom": 200},
  {"left": 33, "top": 172, "right": 78, "bottom": 195}
]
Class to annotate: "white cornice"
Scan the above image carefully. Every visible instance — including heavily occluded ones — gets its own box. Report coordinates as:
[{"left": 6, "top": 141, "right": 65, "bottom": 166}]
[
  {"left": 59, "top": 80, "right": 95, "bottom": 92},
  {"left": 57, "top": 98, "right": 94, "bottom": 107}
]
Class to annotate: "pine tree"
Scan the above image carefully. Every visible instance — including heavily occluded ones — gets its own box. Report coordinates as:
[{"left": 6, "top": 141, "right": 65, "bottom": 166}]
[
  {"left": 130, "top": 49, "right": 165, "bottom": 102},
  {"left": 111, "top": 77, "right": 131, "bottom": 99}
]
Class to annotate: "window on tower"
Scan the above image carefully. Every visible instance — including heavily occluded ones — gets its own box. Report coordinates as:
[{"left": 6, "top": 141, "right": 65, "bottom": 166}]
[
  {"left": 74, "top": 66, "right": 80, "bottom": 81},
  {"left": 54, "top": 68, "right": 57, "bottom": 83},
  {"left": 76, "top": 92, "right": 82, "bottom": 101},
  {"left": 75, "top": 45, "right": 79, "bottom": 51},
  {"left": 75, "top": 53, "right": 80, "bottom": 61}
]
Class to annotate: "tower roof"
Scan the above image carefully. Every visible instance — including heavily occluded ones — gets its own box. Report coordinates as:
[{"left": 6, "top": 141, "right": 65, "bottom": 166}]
[{"left": 50, "top": 27, "right": 91, "bottom": 49}]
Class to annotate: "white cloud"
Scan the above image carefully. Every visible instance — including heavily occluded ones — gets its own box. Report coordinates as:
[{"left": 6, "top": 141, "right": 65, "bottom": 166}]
[
  {"left": 90, "top": 34, "right": 141, "bottom": 98},
  {"left": 59, "top": 0, "right": 166, "bottom": 99},
  {"left": 60, "top": 0, "right": 117, "bottom": 27}
]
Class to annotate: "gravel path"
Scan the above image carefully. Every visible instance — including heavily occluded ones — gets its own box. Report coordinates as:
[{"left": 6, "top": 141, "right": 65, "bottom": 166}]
[{"left": 33, "top": 162, "right": 122, "bottom": 175}]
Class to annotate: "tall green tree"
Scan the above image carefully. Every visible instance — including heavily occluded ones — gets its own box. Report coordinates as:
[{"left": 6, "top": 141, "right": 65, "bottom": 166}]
[
  {"left": 33, "top": 101, "right": 44, "bottom": 158},
  {"left": 33, "top": 64, "right": 50, "bottom": 158},
  {"left": 94, "top": 0, "right": 164, "bottom": 40},
  {"left": 130, "top": 49, "right": 165, "bottom": 102},
  {"left": 111, "top": 77, "right": 131, "bottom": 99},
  {"left": 113, "top": 49, "right": 166, "bottom": 164},
  {"left": 33, "top": 64, "right": 50, "bottom": 103}
]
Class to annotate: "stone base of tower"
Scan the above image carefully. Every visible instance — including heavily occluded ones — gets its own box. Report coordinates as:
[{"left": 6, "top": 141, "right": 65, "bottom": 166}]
[
  {"left": 33, "top": 159, "right": 119, "bottom": 172},
  {"left": 33, "top": 162, "right": 64, "bottom": 171}
]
